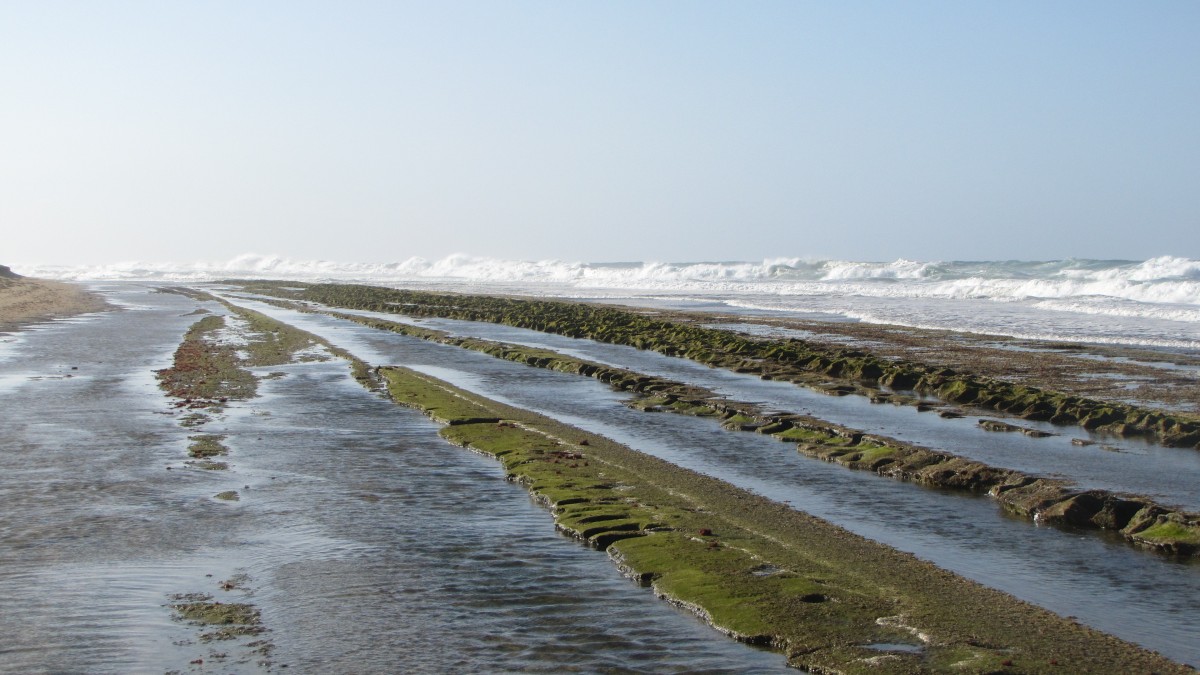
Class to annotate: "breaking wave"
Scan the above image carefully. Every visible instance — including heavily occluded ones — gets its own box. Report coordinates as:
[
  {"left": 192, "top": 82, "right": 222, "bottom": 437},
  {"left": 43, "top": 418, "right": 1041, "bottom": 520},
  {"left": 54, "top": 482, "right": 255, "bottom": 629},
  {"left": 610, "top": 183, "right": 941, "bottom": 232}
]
[{"left": 16, "top": 254, "right": 1200, "bottom": 347}]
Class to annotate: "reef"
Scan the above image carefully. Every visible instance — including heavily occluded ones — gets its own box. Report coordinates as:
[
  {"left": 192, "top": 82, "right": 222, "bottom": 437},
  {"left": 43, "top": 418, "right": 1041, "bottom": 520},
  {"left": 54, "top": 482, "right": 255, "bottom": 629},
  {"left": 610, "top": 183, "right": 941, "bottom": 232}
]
[
  {"left": 375, "top": 365, "right": 1190, "bottom": 673},
  {"left": 233, "top": 282, "right": 1200, "bottom": 451},
  {"left": 235, "top": 289, "right": 1200, "bottom": 557}
]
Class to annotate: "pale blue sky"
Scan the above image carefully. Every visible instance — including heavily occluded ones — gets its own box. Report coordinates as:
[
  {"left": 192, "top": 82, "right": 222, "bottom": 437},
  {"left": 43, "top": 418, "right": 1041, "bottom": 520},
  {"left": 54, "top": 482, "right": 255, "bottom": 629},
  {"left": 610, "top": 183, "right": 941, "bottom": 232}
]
[{"left": 3, "top": 1, "right": 1198, "bottom": 265}]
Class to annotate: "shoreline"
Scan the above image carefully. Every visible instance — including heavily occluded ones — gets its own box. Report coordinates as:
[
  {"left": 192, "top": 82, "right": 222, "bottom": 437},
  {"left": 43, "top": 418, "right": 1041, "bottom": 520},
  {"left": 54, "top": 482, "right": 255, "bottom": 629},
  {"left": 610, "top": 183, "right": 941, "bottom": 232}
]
[
  {"left": 329, "top": 304, "right": 1200, "bottom": 555},
  {"left": 378, "top": 364, "right": 1191, "bottom": 673},
  {"left": 136, "top": 284, "right": 1198, "bottom": 671},
  {"left": 234, "top": 282, "right": 1200, "bottom": 448},
  {"left": 459, "top": 289, "right": 1200, "bottom": 413},
  {"left": 236, "top": 290, "right": 1200, "bottom": 556},
  {"left": 5, "top": 278, "right": 1193, "bottom": 671},
  {"left": 0, "top": 275, "right": 110, "bottom": 333}
]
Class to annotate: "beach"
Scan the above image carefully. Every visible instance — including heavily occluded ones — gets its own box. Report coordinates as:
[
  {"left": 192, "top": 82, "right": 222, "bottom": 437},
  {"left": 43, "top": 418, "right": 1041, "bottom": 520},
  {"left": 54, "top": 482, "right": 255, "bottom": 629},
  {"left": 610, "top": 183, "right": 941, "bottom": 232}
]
[
  {"left": 1, "top": 274, "right": 1198, "bottom": 672},
  {"left": 7, "top": 1, "right": 1197, "bottom": 670},
  {"left": 0, "top": 267, "right": 108, "bottom": 331}
]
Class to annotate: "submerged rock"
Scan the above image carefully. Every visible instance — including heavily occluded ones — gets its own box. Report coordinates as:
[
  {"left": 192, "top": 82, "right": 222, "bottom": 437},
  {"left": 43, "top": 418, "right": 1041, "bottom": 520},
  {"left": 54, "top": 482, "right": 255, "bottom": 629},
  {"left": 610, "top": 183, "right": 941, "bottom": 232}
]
[{"left": 978, "top": 419, "right": 1022, "bottom": 433}]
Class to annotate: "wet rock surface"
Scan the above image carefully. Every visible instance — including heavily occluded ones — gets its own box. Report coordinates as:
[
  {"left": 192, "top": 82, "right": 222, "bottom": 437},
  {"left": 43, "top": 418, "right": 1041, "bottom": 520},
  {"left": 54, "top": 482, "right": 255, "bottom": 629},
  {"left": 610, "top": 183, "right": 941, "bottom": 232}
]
[
  {"left": 379, "top": 365, "right": 1194, "bottom": 673},
  {"left": 0, "top": 283, "right": 794, "bottom": 674},
  {"left": 237, "top": 282, "right": 1200, "bottom": 451},
  {"left": 238, "top": 288, "right": 1200, "bottom": 558}
]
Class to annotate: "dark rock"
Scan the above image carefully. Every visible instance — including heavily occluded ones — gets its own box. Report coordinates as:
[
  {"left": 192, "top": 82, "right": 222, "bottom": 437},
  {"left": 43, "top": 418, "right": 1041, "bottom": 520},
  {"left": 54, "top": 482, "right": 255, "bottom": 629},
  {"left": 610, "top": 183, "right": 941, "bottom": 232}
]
[
  {"left": 1019, "top": 405, "right": 1055, "bottom": 422},
  {"left": 881, "top": 371, "right": 921, "bottom": 390},
  {"left": 755, "top": 421, "right": 792, "bottom": 435},
  {"left": 1120, "top": 506, "right": 1167, "bottom": 535},
  {"left": 1092, "top": 497, "right": 1148, "bottom": 530},
  {"left": 1049, "top": 412, "right": 1080, "bottom": 425},
  {"left": 994, "top": 479, "right": 1067, "bottom": 517},
  {"left": 1020, "top": 428, "right": 1056, "bottom": 438},
  {"left": 1161, "top": 430, "right": 1200, "bottom": 449},
  {"left": 1038, "top": 492, "right": 1105, "bottom": 527},
  {"left": 1080, "top": 409, "right": 1121, "bottom": 429},
  {"left": 863, "top": 456, "right": 896, "bottom": 471},
  {"left": 978, "top": 419, "right": 1022, "bottom": 433}
]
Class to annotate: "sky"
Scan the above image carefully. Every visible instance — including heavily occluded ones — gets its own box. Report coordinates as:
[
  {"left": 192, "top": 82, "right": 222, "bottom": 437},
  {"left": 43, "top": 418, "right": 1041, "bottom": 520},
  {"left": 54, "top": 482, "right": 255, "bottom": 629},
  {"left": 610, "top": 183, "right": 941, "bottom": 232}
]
[{"left": 2, "top": 1, "right": 1199, "bottom": 266}]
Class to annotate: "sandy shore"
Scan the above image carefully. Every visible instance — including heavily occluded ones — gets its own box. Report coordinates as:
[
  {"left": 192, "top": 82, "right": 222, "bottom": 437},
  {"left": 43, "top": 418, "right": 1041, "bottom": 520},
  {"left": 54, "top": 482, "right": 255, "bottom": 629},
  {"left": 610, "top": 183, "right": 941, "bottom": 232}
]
[{"left": 0, "top": 275, "right": 109, "bottom": 332}]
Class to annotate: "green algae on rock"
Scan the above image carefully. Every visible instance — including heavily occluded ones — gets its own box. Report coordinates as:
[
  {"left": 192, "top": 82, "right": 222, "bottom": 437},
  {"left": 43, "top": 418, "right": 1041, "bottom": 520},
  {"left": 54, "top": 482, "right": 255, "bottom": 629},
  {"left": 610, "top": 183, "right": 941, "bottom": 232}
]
[
  {"left": 234, "top": 281, "right": 1200, "bottom": 450},
  {"left": 188, "top": 434, "right": 229, "bottom": 459},
  {"left": 169, "top": 595, "right": 262, "bottom": 641},
  {"left": 376, "top": 365, "right": 1191, "bottom": 673},
  {"left": 155, "top": 314, "right": 258, "bottom": 405},
  {"left": 157, "top": 293, "right": 384, "bottom": 471},
  {"left": 159, "top": 286, "right": 379, "bottom": 391},
  {"left": 251, "top": 294, "right": 1200, "bottom": 558}
]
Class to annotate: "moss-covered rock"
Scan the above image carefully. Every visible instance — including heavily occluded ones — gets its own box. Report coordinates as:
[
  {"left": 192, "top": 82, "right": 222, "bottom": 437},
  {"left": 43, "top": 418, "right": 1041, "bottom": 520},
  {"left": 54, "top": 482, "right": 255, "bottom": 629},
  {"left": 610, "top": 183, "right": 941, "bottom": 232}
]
[
  {"left": 241, "top": 282, "right": 1199, "bottom": 449},
  {"left": 233, "top": 284, "right": 1200, "bottom": 560},
  {"left": 367, "top": 364, "right": 1191, "bottom": 673}
]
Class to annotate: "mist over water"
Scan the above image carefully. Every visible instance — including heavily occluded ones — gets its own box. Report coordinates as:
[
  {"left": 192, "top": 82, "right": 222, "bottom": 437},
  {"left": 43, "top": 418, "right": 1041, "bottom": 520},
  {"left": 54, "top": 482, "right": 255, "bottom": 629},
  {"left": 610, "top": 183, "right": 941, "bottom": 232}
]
[{"left": 20, "top": 254, "right": 1200, "bottom": 350}]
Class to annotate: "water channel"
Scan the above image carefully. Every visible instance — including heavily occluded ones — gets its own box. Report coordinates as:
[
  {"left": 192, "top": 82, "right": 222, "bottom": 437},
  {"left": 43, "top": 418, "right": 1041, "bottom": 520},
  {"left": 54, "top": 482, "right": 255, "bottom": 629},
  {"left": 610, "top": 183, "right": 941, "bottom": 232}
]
[
  {"left": 0, "top": 284, "right": 788, "bottom": 673},
  {"left": 219, "top": 290, "right": 1200, "bottom": 666},
  {"left": 294, "top": 302, "right": 1200, "bottom": 512}
]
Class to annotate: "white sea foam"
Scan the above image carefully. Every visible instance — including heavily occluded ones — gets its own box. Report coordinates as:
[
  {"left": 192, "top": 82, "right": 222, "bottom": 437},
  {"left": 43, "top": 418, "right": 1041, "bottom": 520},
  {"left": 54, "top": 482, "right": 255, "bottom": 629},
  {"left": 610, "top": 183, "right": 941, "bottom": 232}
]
[
  {"left": 15, "top": 254, "right": 1200, "bottom": 350},
  {"left": 19, "top": 254, "right": 1200, "bottom": 296}
]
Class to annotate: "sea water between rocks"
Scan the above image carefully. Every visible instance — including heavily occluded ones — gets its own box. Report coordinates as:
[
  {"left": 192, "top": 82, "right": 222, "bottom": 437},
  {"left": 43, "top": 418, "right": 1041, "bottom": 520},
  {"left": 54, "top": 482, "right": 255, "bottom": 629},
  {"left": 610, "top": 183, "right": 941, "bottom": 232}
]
[
  {"left": 0, "top": 284, "right": 787, "bottom": 673},
  {"left": 2, "top": 280, "right": 1199, "bottom": 670}
]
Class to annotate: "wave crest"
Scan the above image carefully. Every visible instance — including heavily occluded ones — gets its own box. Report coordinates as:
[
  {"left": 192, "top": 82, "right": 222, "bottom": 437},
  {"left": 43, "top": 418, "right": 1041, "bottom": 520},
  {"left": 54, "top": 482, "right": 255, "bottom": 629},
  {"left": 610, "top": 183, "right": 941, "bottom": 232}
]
[{"left": 14, "top": 254, "right": 1199, "bottom": 334}]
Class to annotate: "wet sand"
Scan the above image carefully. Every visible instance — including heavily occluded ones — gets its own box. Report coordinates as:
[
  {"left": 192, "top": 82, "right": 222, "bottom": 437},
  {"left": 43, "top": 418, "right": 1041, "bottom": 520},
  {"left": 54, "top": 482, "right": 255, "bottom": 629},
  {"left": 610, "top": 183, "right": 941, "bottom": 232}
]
[{"left": 0, "top": 275, "right": 109, "bottom": 332}]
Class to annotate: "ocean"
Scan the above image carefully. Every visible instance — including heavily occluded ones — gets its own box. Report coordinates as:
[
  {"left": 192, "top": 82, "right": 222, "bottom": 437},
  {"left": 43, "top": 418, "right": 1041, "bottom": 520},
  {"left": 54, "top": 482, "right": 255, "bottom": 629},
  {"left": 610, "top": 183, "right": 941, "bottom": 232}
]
[{"left": 21, "top": 254, "right": 1200, "bottom": 350}]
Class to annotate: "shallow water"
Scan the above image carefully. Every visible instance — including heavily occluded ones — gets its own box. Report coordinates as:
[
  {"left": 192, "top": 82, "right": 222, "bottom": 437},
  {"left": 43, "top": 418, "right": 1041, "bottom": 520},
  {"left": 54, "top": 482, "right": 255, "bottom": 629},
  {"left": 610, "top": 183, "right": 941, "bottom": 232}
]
[
  {"left": 277, "top": 301, "right": 1200, "bottom": 512},
  {"left": 0, "top": 285, "right": 788, "bottom": 673},
  {"left": 222, "top": 362, "right": 787, "bottom": 673},
  {"left": 219, "top": 293, "right": 1200, "bottom": 665}
]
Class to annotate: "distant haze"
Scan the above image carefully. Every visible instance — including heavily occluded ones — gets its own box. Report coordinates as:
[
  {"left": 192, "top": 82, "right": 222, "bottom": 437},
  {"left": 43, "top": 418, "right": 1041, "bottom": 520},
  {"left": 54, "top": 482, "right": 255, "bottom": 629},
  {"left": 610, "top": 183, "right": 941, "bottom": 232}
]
[{"left": 3, "top": 2, "right": 1198, "bottom": 265}]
